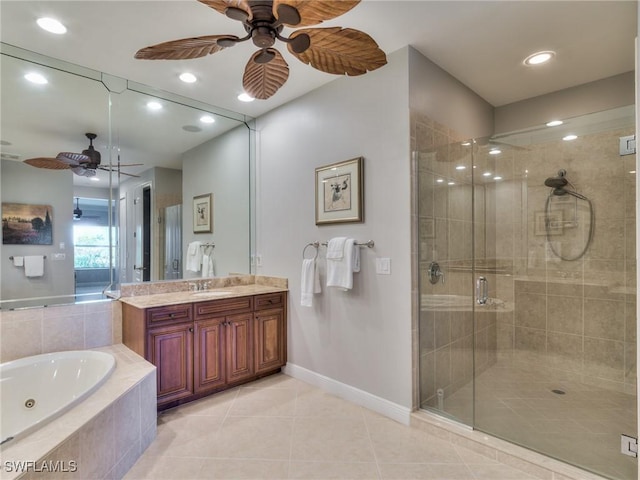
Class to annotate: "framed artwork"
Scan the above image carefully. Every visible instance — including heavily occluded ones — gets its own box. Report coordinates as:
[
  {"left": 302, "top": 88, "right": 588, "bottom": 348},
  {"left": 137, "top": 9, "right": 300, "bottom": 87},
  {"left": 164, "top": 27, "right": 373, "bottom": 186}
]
[
  {"left": 315, "top": 157, "right": 364, "bottom": 225},
  {"left": 193, "top": 194, "right": 213, "bottom": 233},
  {"left": 534, "top": 211, "right": 563, "bottom": 236},
  {"left": 2, "top": 202, "right": 53, "bottom": 245}
]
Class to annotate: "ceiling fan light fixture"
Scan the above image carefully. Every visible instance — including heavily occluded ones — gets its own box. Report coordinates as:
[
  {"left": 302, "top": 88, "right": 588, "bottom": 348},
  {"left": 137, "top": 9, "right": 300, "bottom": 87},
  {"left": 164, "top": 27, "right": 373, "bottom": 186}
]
[{"left": 37, "top": 17, "right": 67, "bottom": 34}]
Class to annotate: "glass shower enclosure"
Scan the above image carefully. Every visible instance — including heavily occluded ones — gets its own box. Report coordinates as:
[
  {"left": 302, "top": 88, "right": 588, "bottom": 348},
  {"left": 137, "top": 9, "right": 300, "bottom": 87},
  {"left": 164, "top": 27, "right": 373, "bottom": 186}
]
[{"left": 417, "top": 105, "right": 637, "bottom": 480}]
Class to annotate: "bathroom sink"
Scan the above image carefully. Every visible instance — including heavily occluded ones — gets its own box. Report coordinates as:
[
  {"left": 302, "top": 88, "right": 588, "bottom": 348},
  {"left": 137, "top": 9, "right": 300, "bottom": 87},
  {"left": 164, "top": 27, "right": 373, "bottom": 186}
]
[{"left": 190, "top": 291, "right": 232, "bottom": 298}]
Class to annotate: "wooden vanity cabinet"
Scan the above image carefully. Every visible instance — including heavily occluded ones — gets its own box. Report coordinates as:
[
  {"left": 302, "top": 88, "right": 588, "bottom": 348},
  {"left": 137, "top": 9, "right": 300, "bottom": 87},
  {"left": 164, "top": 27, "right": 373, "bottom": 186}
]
[{"left": 122, "top": 291, "right": 287, "bottom": 410}]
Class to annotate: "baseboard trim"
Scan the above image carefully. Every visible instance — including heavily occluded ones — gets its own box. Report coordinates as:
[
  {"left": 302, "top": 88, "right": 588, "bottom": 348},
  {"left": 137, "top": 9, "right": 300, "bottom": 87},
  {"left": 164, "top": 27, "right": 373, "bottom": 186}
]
[{"left": 283, "top": 362, "right": 411, "bottom": 425}]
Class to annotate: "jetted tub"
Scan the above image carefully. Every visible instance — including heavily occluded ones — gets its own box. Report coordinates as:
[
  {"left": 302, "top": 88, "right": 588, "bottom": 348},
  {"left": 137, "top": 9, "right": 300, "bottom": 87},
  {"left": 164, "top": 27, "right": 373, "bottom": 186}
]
[{"left": 0, "top": 350, "right": 116, "bottom": 445}]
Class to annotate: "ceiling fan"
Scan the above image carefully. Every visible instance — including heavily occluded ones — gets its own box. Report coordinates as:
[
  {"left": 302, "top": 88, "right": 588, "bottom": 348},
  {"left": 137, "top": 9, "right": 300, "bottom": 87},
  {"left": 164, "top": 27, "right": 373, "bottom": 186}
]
[
  {"left": 73, "top": 197, "right": 100, "bottom": 221},
  {"left": 135, "top": 0, "right": 387, "bottom": 100},
  {"left": 23, "top": 133, "right": 142, "bottom": 178}
]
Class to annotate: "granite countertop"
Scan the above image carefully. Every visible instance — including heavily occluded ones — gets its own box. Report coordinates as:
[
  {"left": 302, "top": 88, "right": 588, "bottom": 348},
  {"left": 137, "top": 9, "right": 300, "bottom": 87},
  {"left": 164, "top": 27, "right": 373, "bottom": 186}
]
[{"left": 118, "top": 283, "right": 288, "bottom": 309}]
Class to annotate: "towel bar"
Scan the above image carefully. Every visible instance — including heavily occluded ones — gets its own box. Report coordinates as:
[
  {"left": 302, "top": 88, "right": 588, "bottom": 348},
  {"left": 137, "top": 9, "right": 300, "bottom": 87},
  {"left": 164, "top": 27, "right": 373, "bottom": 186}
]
[{"left": 9, "top": 255, "right": 47, "bottom": 260}]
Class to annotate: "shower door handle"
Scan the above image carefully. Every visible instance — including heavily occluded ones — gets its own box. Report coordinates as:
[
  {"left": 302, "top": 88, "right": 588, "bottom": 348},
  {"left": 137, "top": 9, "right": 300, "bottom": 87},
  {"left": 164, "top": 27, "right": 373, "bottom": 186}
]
[{"left": 476, "top": 276, "right": 488, "bottom": 305}]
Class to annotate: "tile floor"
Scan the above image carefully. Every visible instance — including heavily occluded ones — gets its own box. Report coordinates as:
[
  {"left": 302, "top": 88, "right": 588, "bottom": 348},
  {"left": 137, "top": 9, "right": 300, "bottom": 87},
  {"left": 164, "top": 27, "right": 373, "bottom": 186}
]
[
  {"left": 125, "top": 373, "right": 543, "bottom": 479},
  {"left": 433, "top": 361, "right": 637, "bottom": 480}
]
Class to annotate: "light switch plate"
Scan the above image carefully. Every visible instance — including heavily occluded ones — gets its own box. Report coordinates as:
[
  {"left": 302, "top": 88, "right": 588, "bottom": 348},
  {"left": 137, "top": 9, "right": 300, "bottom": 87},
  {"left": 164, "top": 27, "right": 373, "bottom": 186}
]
[{"left": 376, "top": 257, "right": 391, "bottom": 275}]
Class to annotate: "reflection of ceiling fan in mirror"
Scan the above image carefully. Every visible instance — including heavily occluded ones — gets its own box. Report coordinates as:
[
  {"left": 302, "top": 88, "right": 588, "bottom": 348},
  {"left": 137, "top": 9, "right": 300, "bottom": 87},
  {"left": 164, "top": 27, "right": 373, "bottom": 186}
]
[
  {"left": 73, "top": 198, "right": 100, "bottom": 221},
  {"left": 134, "top": 0, "right": 387, "bottom": 100},
  {"left": 23, "top": 133, "right": 142, "bottom": 177}
]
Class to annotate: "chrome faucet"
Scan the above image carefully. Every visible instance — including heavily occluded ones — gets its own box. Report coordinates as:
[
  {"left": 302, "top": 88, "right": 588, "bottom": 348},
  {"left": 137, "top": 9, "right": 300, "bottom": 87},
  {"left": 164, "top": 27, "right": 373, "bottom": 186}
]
[{"left": 428, "top": 262, "right": 445, "bottom": 285}]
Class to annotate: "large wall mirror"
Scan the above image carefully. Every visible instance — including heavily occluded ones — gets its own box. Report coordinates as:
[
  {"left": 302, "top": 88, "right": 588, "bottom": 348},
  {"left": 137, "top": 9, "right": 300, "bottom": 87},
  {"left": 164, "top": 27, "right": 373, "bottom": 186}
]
[{"left": 0, "top": 43, "right": 255, "bottom": 309}]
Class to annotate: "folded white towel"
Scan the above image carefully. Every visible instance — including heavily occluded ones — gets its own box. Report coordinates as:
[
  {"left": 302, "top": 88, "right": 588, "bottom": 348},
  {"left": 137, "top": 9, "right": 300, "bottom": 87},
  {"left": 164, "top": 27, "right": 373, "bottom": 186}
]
[
  {"left": 326, "top": 237, "right": 347, "bottom": 260},
  {"left": 24, "top": 255, "right": 44, "bottom": 277},
  {"left": 186, "top": 241, "right": 202, "bottom": 272},
  {"left": 326, "top": 238, "right": 358, "bottom": 290},
  {"left": 301, "top": 258, "right": 321, "bottom": 307},
  {"left": 13, "top": 256, "right": 24, "bottom": 267}
]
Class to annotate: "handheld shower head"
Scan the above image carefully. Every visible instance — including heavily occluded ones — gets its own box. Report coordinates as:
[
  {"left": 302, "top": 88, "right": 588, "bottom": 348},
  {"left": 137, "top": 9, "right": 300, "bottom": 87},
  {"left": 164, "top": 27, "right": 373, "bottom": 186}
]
[{"left": 544, "top": 169, "right": 568, "bottom": 189}]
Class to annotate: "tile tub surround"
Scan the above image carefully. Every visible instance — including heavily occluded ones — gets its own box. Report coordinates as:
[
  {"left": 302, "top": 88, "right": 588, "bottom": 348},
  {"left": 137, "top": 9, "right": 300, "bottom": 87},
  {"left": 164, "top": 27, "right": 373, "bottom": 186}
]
[
  {"left": 0, "top": 300, "right": 121, "bottom": 363},
  {"left": 0, "top": 344, "right": 156, "bottom": 480}
]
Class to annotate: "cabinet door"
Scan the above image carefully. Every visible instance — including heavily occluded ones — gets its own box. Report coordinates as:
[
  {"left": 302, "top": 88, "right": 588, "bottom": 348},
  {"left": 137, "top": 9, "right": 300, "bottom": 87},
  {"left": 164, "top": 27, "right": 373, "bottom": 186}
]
[
  {"left": 226, "top": 312, "right": 254, "bottom": 383},
  {"left": 147, "top": 323, "right": 193, "bottom": 405},
  {"left": 254, "top": 308, "right": 286, "bottom": 373},
  {"left": 194, "top": 317, "right": 226, "bottom": 393}
]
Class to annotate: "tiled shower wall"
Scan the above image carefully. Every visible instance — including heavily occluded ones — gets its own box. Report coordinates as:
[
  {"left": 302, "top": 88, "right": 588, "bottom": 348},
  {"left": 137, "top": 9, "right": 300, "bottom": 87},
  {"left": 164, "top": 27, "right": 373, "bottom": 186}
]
[{"left": 490, "top": 126, "right": 637, "bottom": 394}]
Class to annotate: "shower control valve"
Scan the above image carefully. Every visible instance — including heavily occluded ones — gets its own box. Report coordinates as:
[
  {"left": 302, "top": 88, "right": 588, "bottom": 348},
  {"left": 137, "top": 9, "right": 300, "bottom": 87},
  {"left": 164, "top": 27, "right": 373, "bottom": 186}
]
[{"left": 428, "top": 262, "right": 445, "bottom": 285}]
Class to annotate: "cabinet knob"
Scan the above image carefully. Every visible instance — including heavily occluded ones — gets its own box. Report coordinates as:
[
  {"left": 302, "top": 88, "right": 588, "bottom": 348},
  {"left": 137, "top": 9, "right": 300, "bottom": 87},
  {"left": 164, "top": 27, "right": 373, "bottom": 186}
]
[{"left": 189, "top": 327, "right": 194, "bottom": 332}]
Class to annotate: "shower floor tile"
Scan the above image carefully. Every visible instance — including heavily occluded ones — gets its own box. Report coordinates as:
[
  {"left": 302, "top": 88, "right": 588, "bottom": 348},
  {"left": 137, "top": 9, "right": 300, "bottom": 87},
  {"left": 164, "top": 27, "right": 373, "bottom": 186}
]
[{"left": 439, "top": 361, "right": 637, "bottom": 480}]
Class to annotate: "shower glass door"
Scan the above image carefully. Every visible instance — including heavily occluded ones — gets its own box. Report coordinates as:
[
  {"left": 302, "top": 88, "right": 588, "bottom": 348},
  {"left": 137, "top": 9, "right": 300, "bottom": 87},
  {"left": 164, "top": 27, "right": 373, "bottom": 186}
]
[{"left": 470, "top": 106, "right": 637, "bottom": 480}]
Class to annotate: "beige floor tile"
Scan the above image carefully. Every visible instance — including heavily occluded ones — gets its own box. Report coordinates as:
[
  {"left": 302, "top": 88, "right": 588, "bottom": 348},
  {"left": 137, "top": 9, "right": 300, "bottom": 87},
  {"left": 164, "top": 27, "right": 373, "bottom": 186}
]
[
  {"left": 123, "top": 455, "right": 205, "bottom": 479},
  {"left": 295, "top": 389, "right": 364, "bottom": 418},
  {"left": 288, "top": 461, "right": 380, "bottom": 479},
  {"left": 197, "top": 459, "right": 289, "bottom": 479},
  {"left": 291, "top": 416, "right": 376, "bottom": 463},
  {"left": 468, "top": 463, "right": 539, "bottom": 480},
  {"left": 164, "top": 388, "right": 239, "bottom": 417},
  {"left": 215, "top": 416, "right": 294, "bottom": 459},
  {"left": 378, "top": 462, "right": 474, "bottom": 479},
  {"left": 143, "top": 414, "right": 224, "bottom": 458},
  {"left": 228, "top": 387, "right": 297, "bottom": 417}
]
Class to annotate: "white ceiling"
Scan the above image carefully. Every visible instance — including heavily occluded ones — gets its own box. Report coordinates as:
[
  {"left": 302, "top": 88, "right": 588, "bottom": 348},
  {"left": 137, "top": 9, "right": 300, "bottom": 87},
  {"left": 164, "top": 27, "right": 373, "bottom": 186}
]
[{"left": 1, "top": 1, "right": 637, "bottom": 119}]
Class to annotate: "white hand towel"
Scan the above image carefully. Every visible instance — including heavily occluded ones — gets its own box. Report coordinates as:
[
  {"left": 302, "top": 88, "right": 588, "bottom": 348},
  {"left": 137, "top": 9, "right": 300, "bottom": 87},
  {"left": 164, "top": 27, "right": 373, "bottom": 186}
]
[
  {"left": 13, "top": 256, "right": 24, "bottom": 267},
  {"left": 301, "top": 258, "right": 321, "bottom": 307},
  {"left": 326, "top": 238, "right": 357, "bottom": 290},
  {"left": 24, "top": 255, "right": 44, "bottom": 277},
  {"left": 326, "top": 237, "right": 347, "bottom": 260},
  {"left": 186, "top": 241, "right": 202, "bottom": 272},
  {"left": 202, "top": 253, "right": 215, "bottom": 278}
]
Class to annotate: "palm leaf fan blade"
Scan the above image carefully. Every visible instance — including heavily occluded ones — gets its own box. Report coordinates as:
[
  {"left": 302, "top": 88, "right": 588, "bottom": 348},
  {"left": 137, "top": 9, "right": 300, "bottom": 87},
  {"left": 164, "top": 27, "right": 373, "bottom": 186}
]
[
  {"left": 273, "top": 0, "right": 360, "bottom": 27},
  {"left": 243, "top": 49, "right": 290, "bottom": 100},
  {"left": 289, "top": 27, "right": 387, "bottom": 76},
  {"left": 135, "top": 35, "right": 237, "bottom": 60},
  {"left": 23, "top": 157, "right": 72, "bottom": 170},
  {"left": 198, "top": 0, "right": 252, "bottom": 18}
]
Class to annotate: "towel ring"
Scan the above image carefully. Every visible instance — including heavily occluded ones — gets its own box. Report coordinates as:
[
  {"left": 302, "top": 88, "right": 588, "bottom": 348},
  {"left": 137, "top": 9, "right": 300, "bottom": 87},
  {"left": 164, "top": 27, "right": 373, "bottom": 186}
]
[{"left": 302, "top": 242, "right": 319, "bottom": 260}]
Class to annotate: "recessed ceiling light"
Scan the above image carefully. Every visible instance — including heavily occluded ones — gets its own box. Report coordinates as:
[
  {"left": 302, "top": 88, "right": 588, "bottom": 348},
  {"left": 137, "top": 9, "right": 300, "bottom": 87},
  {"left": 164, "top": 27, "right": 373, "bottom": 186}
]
[
  {"left": 546, "top": 120, "right": 563, "bottom": 127},
  {"left": 483, "top": 172, "right": 492, "bottom": 177},
  {"left": 200, "top": 115, "right": 215, "bottom": 124},
  {"left": 489, "top": 148, "right": 501, "bottom": 155},
  {"left": 630, "top": 170, "right": 636, "bottom": 174},
  {"left": 436, "top": 178, "right": 444, "bottom": 183},
  {"left": 147, "top": 101, "right": 162, "bottom": 111},
  {"left": 24, "top": 72, "right": 48, "bottom": 84},
  {"left": 179, "top": 72, "right": 197, "bottom": 83},
  {"left": 37, "top": 17, "right": 67, "bottom": 34},
  {"left": 524, "top": 51, "right": 555, "bottom": 66},
  {"left": 493, "top": 176, "right": 503, "bottom": 181},
  {"left": 455, "top": 165, "right": 466, "bottom": 170},
  {"left": 461, "top": 141, "right": 471, "bottom": 146},
  {"left": 448, "top": 181, "right": 455, "bottom": 186},
  {"left": 563, "top": 134, "right": 577, "bottom": 141},
  {"left": 90, "top": 177, "right": 100, "bottom": 182},
  {"left": 237, "top": 93, "right": 254, "bottom": 102}
]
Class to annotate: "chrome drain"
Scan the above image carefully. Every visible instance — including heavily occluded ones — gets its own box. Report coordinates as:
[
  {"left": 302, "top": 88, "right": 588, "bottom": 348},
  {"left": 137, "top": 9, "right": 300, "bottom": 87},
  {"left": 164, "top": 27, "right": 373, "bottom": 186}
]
[
  {"left": 24, "top": 398, "right": 36, "bottom": 408},
  {"left": 551, "top": 389, "right": 566, "bottom": 395}
]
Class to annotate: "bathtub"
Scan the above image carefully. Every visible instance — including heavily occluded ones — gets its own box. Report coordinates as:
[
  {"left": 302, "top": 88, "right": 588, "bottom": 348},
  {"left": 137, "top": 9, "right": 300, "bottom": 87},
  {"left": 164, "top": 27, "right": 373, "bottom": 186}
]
[{"left": 0, "top": 350, "right": 115, "bottom": 445}]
